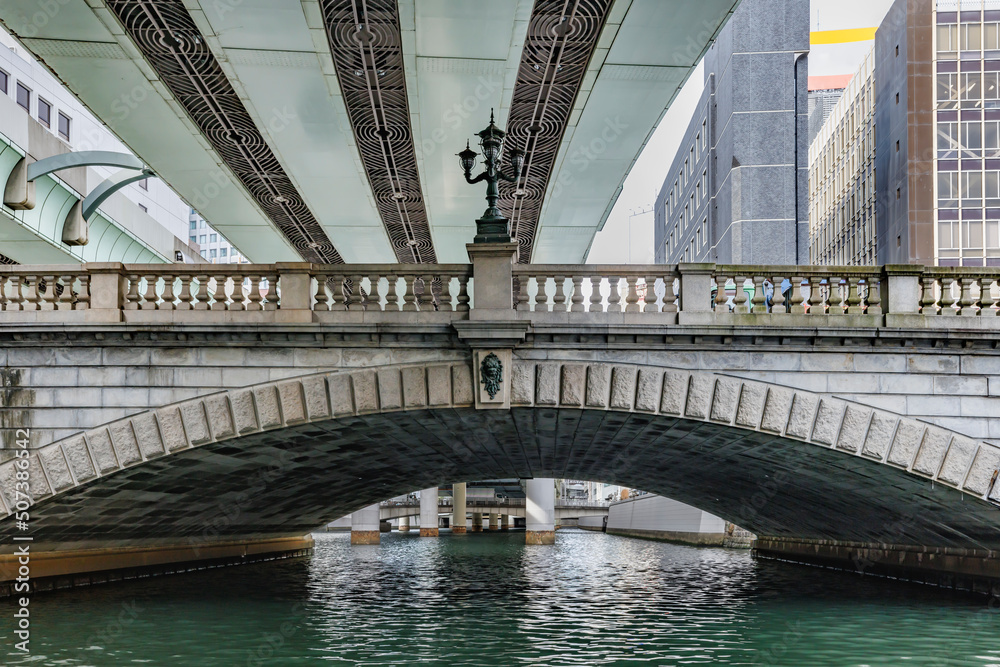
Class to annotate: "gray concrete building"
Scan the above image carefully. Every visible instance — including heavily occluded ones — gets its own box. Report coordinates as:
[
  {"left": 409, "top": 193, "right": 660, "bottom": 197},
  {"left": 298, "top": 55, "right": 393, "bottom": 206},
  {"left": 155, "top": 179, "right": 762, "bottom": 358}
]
[{"left": 654, "top": 0, "right": 810, "bottom": 265}]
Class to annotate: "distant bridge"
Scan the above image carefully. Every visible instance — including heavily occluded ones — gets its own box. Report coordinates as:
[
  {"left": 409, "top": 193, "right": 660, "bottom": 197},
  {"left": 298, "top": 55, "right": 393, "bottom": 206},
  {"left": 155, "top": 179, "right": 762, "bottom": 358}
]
[{"left": 378, "top": 499, "right": 610, "bottom": 521}]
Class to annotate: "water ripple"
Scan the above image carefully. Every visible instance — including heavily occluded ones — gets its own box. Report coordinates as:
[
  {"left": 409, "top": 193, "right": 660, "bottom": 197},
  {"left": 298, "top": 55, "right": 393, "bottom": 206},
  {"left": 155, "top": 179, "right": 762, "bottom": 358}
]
[{"left": 2, "top": 530, "right": 999, "bottom": 666}]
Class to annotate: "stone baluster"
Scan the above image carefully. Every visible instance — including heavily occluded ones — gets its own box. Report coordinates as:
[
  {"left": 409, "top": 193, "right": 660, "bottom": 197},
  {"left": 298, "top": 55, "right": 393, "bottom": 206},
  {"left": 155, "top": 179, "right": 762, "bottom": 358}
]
[
  {"left": 642, "top": 276, "right": 658, "bottom": 313},
  {"left": 624, "top": 276, "right": 640, "bottom": 312},
  {"left": 0, "top": 275, "right": 8, "bottom": 311},
  {"left": 589, "top": 276, "right": 603, "bottom": 312},
  {"left": 941, "top": 277, "right": 960, "bottom": 316},
  {"left": 366, "top": 273, "right": 382, "bottom": 311},
  {"left": 979, "top": 277, "right": 998, "bottom": 316},
  {"left": 384, "top": 274, "right": 399, "bottom": 312},
  {"left": 158, "top": 273, "right": 176, "bottom": 310},
  {"left": 38, "top": 275, "right": 58, "bottom": 310},
  {"left": 959, "top": 277, "right": 977, "bottom": 316},
  {"left": 771, "top": 276, "right": 785, "bottom": 314},
  {"left": 434, "top": 274, "right": 452, "bottom": 312},
  {"left": 175, "top": 275, "right": 194, "bottom": 310},
  {"left": 713, "top": 274, "right": 729, "bottom": 311},
  {"left": 844, "top": 277, "right": 863, "bottom": 314},
  {"left": 329, "top": 275, "right": 348, "bottom": 311},
  {"left": 402, "top": 274, "right": 418, "bottom": 311},
  {"left": 456, "top": 274, "right": 470, "bottom": 312},
  {"left": 346, "top": 274, "right": 365, "bottom": 310},
  {"left": 750, "top": 276, "right": 766, "bottom": 314},
  {"left": 732, "top": 275, "right": 749, "bottom": 314},
  {"left": 865, "top": 274, "right": 883, "bottom": 315},
  {"left": 11, "top": 276, "right": 24, "bottom": 311},
  {"left": 58, "top": 274, "right": 76, "bottom": 310},
  {"left": 789, "top": 276, "right": 806, "bottom": 314},
  {"left": 807, "top": 276, "right": 825, "bottom": 314},
  {"left": 826, "top": 276, "right": 844, "bottom": 315},
  {"left": 570, "top": 276, "right": 586, "bottom": 312},
  {"left": 607, "top": 276, "right": 621, "bottom": 313},
  {"left": 918, "top": 275, "right": 938, "bottom": 314},
  {"left": 534, "top": 275, "right": 548, "bottom": 312},
  {"left": 662, "top": 276, "right": 679, "bottom": 313},
  {"left": 141, "top": 274, "right": 159, "bottom": 310},
  {"left": 415, "top": 274, "right": 433, "bottom": 311},
  {"left": 313, "top": 275, "right": 330, "bottom": 311},
  {"left": 552, "top": 275, "right": 567, "bottom": 312}
]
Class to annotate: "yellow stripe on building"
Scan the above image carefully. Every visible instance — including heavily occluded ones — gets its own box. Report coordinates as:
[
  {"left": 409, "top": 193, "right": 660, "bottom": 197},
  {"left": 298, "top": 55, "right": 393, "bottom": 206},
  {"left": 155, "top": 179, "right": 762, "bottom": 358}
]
[{"left": 810, "top": 27, "right": 878, "bottom": 45}]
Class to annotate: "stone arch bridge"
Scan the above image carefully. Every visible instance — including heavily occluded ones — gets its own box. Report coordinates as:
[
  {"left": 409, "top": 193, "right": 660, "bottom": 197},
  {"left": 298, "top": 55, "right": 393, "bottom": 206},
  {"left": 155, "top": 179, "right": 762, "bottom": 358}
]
[{"left": 3, "top": 254, "right": 1000, "bottom": 593}]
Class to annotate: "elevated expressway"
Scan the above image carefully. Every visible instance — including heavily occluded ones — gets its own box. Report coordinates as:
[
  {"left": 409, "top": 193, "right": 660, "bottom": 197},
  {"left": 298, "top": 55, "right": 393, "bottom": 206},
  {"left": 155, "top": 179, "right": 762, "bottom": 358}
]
[{"left": 0, "top": 0, "right": 738, "bottom": 264}]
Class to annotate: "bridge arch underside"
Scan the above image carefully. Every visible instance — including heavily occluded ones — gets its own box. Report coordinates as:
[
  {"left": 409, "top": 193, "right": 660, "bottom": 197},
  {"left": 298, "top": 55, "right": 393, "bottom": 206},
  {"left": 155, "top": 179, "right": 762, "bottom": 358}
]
[{"left": 6, "top": 406, "right": 996, "bottom": 553}]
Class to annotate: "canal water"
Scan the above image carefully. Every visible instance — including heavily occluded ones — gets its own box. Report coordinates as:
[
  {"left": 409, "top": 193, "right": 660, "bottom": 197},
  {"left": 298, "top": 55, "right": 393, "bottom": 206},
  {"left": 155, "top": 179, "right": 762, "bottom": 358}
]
[{"left": 3, "top": 529, "right": 999, "bottom": 666}]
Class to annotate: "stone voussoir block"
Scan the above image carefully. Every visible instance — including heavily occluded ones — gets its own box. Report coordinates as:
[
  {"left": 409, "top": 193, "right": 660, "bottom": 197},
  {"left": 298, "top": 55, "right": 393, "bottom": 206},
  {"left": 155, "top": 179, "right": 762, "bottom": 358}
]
[
  {"left": 760, "top": 387, "right": 794, "bottom": 434},
  {"left": 609, "top": 366, "right": 637, "bottom": 410},
  {"left": 277, "top": 381, "right": 307, "bottom": 424},
  {"left": 401, "top": 366, "right": 428, "bottom": 408},
  {"left": 61, "top": 435, "right": 97, "bottom": 482},
  {"left": 887, "top": 419, "right": 925, "bottom": 468},
  {"left": 912, "top": 427, "right": 952, "bottom": 477},
  {"left": 132, "top": 411, "right": 166, "bottom": 459},
  {"left": 510, "top": 361, "right": 535, "bottom": 406},
  {"left": 352, "top": 371, "right": 379, "bottom": 413},
  {"left": 179, "top": 400, "right": 213, "bottom": 445},
  {"left": 109, "top": 421, "right": 143, "bottom": 465},
  {"left": 939, "top": 435, "right": 978, "bottom": 486},
  {"left": 426, "top": 365, "right": 452, "bottom": 407},
  {"left": 85, "top": 427, "right": 121, "bottom": 472},
  {"left": 835, "top": 405, "right": 870, "bottom": 453},
  {"left": 535, "top": 364, "right": 560, "bottom": 405},
  {"left": 862, "top": 412, "right": 897, "bottom": 460},
  {"left": 810, "top": 399, "right": 845, "bottom": 447},
  {"left": 560, "top": 364, "right": 586, "bottom": 406},
  {"left": 452, "top": 364, "right": 474, "bottom": 405},
  {"left": 735, "top": 382, "right": 767, "bottom": 429},
  {"left": 709, "top": 377, "right": 740, "bottom": 423},
  {"left": 328, "top": 373, "right": 355, "bottom": 416},
  {"left": 39, "top": 446, "right": 74, "bottom": 492},
  {"left": 785, "top": 393, "right": 818, "bottom": 440},
  {"left": 585, "top": 364, "right": 611, "bottom": 408},
  {"left": 660, "top": 371, "right": 689, "bottom": 416},
  {"left": 963, "top": 444, "right": 1000, "bottom": 496},
  {"left": 377, "top": 369, "right": 403, "bottom": 411},
  {"left": 634, "top": 368, "right": 662, "bottom": 412},
  {"left": 253, "top": 385, "right": 283, "bottom": 429},
  {"left": 300, "top": 375, "right": 332, "bottom": 420}
]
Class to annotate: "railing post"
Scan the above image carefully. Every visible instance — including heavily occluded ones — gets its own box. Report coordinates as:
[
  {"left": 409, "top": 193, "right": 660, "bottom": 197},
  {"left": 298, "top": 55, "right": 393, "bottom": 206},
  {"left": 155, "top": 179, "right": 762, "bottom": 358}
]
[
  {"left": 883, "top": 265, "right": 922, "bottom": 315},
  {"left": 466, "top": 242, "right": 519, "bottom": 317},
  {"left": 84, "top": 262, "right": 125, "bottom": 322},
  {"left": 677, "top": 263, "right": 716, "bottom": 324},
  {"left": 274, "top": 262, "right": 314, "bottom": 322}
]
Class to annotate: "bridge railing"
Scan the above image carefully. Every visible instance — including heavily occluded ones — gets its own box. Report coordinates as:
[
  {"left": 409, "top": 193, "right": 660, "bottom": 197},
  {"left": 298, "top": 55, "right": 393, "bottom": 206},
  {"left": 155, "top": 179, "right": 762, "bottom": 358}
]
[{"left": 3, "top": 261, "right": 1000, "bottom": 325}]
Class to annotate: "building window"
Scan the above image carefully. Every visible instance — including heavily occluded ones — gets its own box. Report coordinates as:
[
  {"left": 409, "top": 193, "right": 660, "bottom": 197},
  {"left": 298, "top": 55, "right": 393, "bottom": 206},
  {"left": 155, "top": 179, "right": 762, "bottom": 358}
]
[
  {"left": 199, "top": 235, "right": 206, "bottom": 244},
  {"left": 189, "top": 235, "right": 197, "bottom": 243},
  {"left": 895, "top": 140, "right": 900, "bottom": 152},
  {"left": 0, "top": 69, "right": 7, "bottom": 96},
  {"left": 896, "top": 187, "right": 901, "bottom": 200},
  {"left": 16, "top": 83, "right": 30, "bottom": 112},
  {"left": 209, "top": 249, "right": 217, "bottom": 259},
  {"left": 38, "top": 98, "right": 51, "bottom": 128},
  {"left": 220, "top": 247, "right": 227, "bottom": 257},
  {"left": 138, "top": 204, "right": 148, "bottom": 213},
  {"left": 210, "top": 233, "right": 217, "bottom": 243},
  {"left": 895, "top": 92, "right": 899, "bottom": 105},
  {"left": 895, "top": 44, "right": 899, "bottom": 57},
  {"left": 57, "top": 112, "right": 71, "bottom": 141},
  {"left": 190, "top": 220, "right": 197, "bottom": 230},
  {"left": 138, "top": 178, "right": 148, "bottom": 191}
]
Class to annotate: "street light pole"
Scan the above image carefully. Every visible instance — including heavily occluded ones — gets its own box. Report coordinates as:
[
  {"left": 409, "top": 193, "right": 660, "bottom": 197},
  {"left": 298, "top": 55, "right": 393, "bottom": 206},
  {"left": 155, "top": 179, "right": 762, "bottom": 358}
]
[{"left": 458, "top": 109, "right": 524, "bottom": 243}]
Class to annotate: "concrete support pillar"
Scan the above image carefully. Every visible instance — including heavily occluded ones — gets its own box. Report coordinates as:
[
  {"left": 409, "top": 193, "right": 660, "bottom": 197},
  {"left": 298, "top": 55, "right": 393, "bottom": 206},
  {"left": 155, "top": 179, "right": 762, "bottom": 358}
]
[
  {"left": 489, "top": 512, "right": 500, "bottom": 530},
  {"left": 399, "top": 515, "right": 410, "bottom": 532},
  {"left": 452, "top": 483, "right": 467, "bottom": 534},
  {"left": 525, "top": 478, "right": 555, "bottom": 545},
  {"left": 419, "top": 487, "right": 439, "bottom": 537},
  {"left": 501, "top": 513, "right": 510, "bottom": 530},
  {"left": 351, "top": 503, "right": 381, "bottom": 545},
  {"left": 472, "top": 512, "right": 483, "bottom": 532}
]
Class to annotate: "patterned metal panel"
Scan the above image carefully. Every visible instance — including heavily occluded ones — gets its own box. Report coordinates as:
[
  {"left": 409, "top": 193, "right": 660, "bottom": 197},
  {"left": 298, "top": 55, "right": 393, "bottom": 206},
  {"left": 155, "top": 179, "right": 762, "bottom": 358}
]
[
  {"left": 105, "top": 0, "right": 344, "bottom": 264},
  {"left": 0, "top": 253, "right": 17, "bottom": 265},
  {"left": 500, "top": 0, "right": 614, "bottom": 262},
  {"left": 321, "top": 0, "right": 437, "bottom": 264}
]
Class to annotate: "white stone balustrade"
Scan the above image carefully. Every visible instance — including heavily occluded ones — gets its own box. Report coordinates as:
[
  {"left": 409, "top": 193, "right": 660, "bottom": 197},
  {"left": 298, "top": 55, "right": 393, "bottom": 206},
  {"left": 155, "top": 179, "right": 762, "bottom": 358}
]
[{"left": 3, "top": 262, "right": 1000, "bottom": 327}]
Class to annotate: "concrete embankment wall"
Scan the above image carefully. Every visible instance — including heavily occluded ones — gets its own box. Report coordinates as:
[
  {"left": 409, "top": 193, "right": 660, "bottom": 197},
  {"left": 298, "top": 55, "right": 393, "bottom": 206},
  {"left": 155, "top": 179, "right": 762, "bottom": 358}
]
[
  {"left": 578, "top": 516, "right": 605, "bottom": 531},
  {"left": 605, "top": 494, "right": 727, "bottom": 546}
]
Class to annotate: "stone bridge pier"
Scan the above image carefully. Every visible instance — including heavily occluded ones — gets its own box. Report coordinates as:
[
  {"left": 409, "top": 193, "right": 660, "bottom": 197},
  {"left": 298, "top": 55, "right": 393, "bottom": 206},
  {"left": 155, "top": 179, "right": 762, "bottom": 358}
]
[{"left": 3, "top": 253, "right": 1000, "bottom": 593}]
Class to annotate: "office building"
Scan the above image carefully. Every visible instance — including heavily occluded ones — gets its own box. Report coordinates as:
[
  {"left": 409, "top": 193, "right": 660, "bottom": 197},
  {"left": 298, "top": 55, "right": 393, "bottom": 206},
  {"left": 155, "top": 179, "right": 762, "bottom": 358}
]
[{"left": 654, "top": 0, "right": 810, "bottom": 265}]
